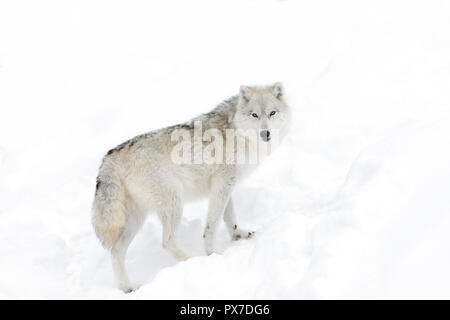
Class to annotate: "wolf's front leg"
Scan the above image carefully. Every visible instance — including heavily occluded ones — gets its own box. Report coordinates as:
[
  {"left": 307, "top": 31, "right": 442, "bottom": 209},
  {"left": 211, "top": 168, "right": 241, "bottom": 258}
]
[
  {"left": 223, "top": 197, "right": 255, "bottom": 241},
  {"left": 204, "top": 180, "right": 233, "bottom": 255}
]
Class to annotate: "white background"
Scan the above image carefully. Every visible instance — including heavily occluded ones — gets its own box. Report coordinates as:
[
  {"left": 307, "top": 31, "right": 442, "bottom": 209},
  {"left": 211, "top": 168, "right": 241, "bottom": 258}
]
[{"left": 1, "top": 0, "right": 450, "bottom": 298}]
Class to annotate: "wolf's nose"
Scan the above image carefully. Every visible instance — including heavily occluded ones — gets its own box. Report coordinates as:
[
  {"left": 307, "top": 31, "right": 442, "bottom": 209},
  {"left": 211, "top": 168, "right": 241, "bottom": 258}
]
[{"left": 260, "top": 130, "right": 271, "bottom": 141}]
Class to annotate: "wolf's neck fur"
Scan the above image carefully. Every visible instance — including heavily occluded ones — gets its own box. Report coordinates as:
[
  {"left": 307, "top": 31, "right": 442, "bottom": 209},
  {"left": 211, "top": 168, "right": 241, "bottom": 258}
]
[{"left": 198, "top": 95, "right": 238, "bottom": 128}]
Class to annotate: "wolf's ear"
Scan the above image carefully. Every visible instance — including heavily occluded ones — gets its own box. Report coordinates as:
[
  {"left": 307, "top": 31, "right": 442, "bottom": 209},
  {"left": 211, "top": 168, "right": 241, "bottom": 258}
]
[
  {"left": 271, "top": 82, "right": 283, "bottom": 99},
  {"left": 239, "top": 85, "right": 253, "bottom": 103}
]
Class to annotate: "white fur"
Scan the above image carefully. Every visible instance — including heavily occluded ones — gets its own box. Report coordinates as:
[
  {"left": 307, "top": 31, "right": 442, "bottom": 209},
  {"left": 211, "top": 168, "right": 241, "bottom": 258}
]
[{"left": 92, "top": 83, "right": 291, "bottom": 292}]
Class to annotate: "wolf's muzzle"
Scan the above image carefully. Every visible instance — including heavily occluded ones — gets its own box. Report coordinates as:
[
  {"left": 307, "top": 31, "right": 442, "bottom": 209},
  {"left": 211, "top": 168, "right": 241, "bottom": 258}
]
[{"left": 260, "top": 130, "right": 271, "bottom": 142}]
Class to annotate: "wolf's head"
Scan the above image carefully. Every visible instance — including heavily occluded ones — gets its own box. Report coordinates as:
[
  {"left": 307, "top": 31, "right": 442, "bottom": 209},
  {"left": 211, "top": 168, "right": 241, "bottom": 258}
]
[{"left": 232, "top": 82, "right": 291, "bottom": 142}]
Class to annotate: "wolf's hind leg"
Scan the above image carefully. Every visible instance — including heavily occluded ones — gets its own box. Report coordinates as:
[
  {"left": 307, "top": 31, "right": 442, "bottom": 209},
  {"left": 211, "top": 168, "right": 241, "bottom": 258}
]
[
  {"left": 223, "top": 197, "right": 255, "bottom": 241},
  {"left": 157, "top": 191, "right": 190, "bottom": 261},
  {"left": 111, "top": 215, "right": 141, "bottom": 293},
  {"left": 93, "top": 181, "right": 139, "bottom": 293}
]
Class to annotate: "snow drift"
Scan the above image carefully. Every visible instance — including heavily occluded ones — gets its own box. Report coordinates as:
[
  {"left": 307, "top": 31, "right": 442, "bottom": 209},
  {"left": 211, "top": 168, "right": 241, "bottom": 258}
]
[{"left": 1, "top": 0, "right": 450, "bottom": 299}]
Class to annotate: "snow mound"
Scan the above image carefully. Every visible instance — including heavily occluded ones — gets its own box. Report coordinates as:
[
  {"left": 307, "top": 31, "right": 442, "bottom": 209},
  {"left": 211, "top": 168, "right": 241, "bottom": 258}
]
[{"left": 306, "top": 113, "right": 450, "bottom": 299}]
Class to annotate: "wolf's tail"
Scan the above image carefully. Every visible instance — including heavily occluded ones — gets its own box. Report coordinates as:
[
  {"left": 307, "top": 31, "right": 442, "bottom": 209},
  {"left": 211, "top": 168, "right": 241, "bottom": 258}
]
[{"left": 92, "top": 173, "right": 127, "bottom": 249}]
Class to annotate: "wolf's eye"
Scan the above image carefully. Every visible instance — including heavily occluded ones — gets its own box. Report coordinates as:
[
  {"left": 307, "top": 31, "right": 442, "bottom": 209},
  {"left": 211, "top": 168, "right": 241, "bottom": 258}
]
[
  {"left": 251, "top": 113, "right": 259, "bottom": 118},
  {"left": 270, "top": 111, "right": 276, "bottom": 117}
]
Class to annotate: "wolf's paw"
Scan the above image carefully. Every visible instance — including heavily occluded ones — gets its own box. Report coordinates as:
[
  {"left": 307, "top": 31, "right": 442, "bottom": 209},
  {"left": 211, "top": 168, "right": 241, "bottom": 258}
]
[
  {"left": 119, "top": 283, "right": 139, "bottom": 294},
  {"left": 232, "top": 229, "right": 255, "bottom": 241},
  {"left": 205, "top": 248, "right": 219, "bottom": 256},
  {"left": 173, "top": 251, "right": 191, "bottom": 261}
]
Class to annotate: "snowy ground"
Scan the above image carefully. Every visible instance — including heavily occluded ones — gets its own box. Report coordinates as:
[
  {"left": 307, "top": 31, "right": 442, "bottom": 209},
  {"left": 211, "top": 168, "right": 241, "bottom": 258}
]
[{"left": 1, "top": 0, "right": 450, "bottom": 299}]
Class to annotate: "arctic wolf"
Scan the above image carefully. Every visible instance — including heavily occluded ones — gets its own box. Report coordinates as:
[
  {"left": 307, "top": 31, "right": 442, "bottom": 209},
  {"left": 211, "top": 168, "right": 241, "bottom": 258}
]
[{"left": 92, "top": 83, "right": 291, "bottom": 292}]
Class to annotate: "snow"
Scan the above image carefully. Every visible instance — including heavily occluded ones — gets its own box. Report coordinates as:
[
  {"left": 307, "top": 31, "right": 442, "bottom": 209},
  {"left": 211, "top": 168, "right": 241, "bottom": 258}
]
[{"left": 1, "top": 0, "right": 450, "bottom": 299}]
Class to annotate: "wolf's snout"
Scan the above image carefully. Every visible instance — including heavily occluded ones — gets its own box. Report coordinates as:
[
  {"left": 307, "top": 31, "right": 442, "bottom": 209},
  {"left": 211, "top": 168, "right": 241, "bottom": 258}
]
[{"left": 260, "top": 130, "right": 271, "bottom": 142}]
